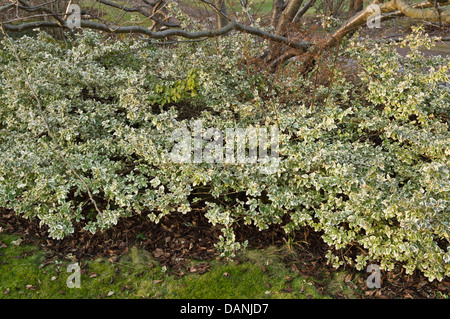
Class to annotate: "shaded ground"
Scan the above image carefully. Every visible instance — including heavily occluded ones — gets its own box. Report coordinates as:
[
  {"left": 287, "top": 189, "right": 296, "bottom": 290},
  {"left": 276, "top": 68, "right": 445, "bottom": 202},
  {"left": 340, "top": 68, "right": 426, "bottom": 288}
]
[
  {"left": 359, "top": 16, "right": 450, "bottom": 56},
  {"left": 394, "top": 40, "right": 450, "bottom": 57},
  {"left": 0, "top": 232, "right": 334, "bottom": 299},
  {"left": 1, "top": 209, "right": 449, "bottom": 299}
]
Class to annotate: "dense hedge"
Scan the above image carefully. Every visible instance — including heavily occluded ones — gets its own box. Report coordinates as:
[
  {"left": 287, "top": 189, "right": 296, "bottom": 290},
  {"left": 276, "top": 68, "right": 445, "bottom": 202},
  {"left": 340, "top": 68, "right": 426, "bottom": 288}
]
[{"left": 0, "top": 28, "right": 449, "bottom": 280}]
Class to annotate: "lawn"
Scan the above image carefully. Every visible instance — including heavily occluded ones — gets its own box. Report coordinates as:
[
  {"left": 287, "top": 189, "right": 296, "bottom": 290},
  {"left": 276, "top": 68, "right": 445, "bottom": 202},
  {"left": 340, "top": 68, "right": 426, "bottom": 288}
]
[
  {"left": 0, "top": 232, "right": 364, "bottom": 299},
  {"left": 79, "top": 0, "right": 156, "bottom": 28}
]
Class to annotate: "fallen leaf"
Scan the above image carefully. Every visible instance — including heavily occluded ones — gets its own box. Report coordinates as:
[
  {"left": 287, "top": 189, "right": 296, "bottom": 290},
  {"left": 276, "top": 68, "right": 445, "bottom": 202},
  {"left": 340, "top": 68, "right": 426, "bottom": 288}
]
[
  {"left": 365, "top": 289, "right": 377, "bottom": 297},
  {"left": 108, "top": 256, "right": 118, "bottom": 263},
  {"left": 223, "top": 272, "right": 231, "bottom": 277},
  {"left": 107, "top": 291, "right": 114, "bottom": 297},
  {"left": 282, "top": 288, "right": 294, "bottom": 293},
  {"left": 418, "top": 281, "right": 427, "bottom": 287},
  {"left": 153, "top": 248, "right": 164, "bottom": 258},
  {"left": 153, "top": 280, "right": 163, "bottom": 284},
  {"left": 404, "top": 290, "right": 414, "bottom": 299},
  {"left": 344, "top": 274, "right": 352, "bottom": 283}
]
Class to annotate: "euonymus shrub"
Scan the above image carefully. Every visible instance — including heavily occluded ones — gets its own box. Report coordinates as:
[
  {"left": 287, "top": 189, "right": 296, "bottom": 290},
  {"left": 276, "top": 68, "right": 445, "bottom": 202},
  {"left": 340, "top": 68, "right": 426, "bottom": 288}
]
[{"left": 0, "top": 28, "right": 448, "bottom": 281}]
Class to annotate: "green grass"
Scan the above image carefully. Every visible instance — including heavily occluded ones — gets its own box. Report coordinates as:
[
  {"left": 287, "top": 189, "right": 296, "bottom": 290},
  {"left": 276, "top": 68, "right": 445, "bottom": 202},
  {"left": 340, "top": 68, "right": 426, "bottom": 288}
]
[
  {"left": 79, "top": 0, "right": 155, "bottom": 28},
  {"left": 244, "top": 0, "right": 273, "bottom": 14},
  {"left": 228, "top": 0, "right": 320, "bottom": 16},
  {"left": 176, "top": 0, "right": 274, "bottom": 15},
  {"left": 171, "top": 247, "right": 328, "bottom": 299},
  {"left": 0, "top": 233, "right": 364, "bottom": 299}
]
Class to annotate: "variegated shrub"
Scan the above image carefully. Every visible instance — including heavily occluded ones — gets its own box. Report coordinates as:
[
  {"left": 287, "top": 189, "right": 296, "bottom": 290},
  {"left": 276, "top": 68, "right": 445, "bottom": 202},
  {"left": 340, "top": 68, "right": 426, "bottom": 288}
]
[{"left": 0, "top": 27, "right": 448, "bottom": 281}]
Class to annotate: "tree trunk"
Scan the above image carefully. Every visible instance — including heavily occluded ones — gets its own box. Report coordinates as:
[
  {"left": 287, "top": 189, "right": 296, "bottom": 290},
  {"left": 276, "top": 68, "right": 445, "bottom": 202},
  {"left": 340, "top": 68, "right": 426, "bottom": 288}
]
[
  {"left": 265, "top": 0, "right": 305, "bottom": 64},
  {"left": 275, "top": 0, "right": 305, "bottom": 36},
  {"left": 270, "top": 0, "right": 286, "bottom": 28},
  {"left": 215, "top": 0, "right": 229, "bottom": 28},
  {"left": 42, "top": 0, "right": 70, "bottom": 40},
  {"left": 293, "top": 0, "right": 318, "bottom": 22},
  {"left": 348, "top": 0, "right": 364, "bottom": 16}
]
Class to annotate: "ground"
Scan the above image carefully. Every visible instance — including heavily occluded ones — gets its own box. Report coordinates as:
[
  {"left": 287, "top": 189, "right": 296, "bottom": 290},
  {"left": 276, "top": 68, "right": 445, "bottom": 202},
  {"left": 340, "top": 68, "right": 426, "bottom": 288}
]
[
  {"left": 1, "top": 208, "right": 449, "bottom": 299},
  {"left": 0, "top": 213, "right": 349, "bottom": 299}
]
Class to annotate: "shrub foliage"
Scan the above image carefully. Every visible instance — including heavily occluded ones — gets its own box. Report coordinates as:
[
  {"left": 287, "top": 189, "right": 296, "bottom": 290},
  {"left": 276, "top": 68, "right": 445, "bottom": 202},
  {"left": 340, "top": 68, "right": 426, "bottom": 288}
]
[{"left": 0, "top": 28, "right": 449, "bottom": 281}]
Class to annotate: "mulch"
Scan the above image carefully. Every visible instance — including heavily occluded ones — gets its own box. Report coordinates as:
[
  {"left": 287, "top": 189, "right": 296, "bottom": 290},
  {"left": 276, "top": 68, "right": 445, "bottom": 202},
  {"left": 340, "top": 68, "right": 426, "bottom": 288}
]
[
  {"left": 0, "top": 207, "right": 288, "bottom": 273},
  {"left": 0, "top": 208, "right": 449, "bottom": 299}
]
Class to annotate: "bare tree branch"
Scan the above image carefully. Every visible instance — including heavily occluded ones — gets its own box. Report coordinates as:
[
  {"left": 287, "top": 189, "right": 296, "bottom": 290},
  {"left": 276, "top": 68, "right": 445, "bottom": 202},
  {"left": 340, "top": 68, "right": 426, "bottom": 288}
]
[
  {"left": 95, "top": 0, "right": 180, "bottom": 28},
  {"left": 276, "top": 0, "right": 304, "bottom": 36},
  {"left": 2, "top": 0, "right": 449, "bottom": 74},
  {"left": 386, "top": 0, "right": 450, "bottom": 23},
  {"left": 0, "top": 2, "right": 15, "bottom": 13},
  {"left": 293, "top": 0, "right": 318, "bottom": 23},
  {"left": 16, "top": 0, "right": 65, "bottom": 26},
  {"left": 238, "top": 0, "right": 255, "bottom": 24},
  {"left": 270, "top": 0, "right": 285, "bottom": 28},
  {"left": 0, "top": 18, "right": 311, "bottom": 52}
]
